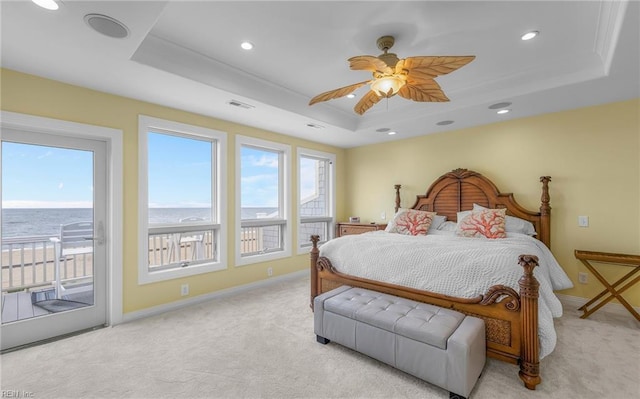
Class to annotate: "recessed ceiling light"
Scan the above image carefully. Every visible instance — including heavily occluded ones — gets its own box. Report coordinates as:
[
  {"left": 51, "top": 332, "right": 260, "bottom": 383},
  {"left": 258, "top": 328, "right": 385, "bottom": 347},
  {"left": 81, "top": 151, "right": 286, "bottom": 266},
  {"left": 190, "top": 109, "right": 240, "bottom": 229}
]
[
  {"left": 488, "top": 102, "right": 512, "bottom": 109},
  {"left": 84, "top": 14, "right": 129, "bottom": 39},
  {"left": 346, "top": 94, "right": 356, "bottom": 99},
  {"left": 388, "top": 131, "right": 397, "bottom": 136},
  {"left": 241, "top": 41, "right": 254, "bottom": 50},
  {"left": 436, "top": 120, "right": 454, "bottom": 126},
  {"left": 32, "top": 0, "right": 59, "bottom": 10},
  {"left": 521, "top": 31, "right": 539, "bottom": 41},
  {"left": 497, "top": 109, "right": 511, "bottom": 115}
]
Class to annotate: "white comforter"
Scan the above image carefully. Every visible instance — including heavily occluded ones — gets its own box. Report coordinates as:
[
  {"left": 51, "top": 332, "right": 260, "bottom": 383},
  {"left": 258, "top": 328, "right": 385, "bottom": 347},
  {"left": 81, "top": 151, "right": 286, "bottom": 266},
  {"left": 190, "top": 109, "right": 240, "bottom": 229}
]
[{"left": 319, "top": 230, "right": 573, "bottom": 358}]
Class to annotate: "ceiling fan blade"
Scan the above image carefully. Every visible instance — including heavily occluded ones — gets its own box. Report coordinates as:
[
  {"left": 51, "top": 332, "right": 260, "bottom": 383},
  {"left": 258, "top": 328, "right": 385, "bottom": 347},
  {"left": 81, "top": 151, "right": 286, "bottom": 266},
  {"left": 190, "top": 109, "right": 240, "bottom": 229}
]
[
  {"left": 354, "top": 90, "right": 381, "bottom": 115},
  {"left": 309, "top": 81, "right": 370, "bottom": 106},
  {"left": 397, "top": 56, "right": 476, "bottom": 79},
  {"left": 349, "top": 56, "right": 393, "bottom": 74},
  {"left": 398, "top": 80, "right": 450, "bottom": 102}
]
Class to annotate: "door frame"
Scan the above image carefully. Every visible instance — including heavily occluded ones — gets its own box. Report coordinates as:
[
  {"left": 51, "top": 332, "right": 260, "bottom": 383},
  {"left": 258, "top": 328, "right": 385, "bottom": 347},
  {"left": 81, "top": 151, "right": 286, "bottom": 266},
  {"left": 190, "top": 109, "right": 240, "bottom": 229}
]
[{"left": 1, "top": 111, "right": 123, "bottom": 327}]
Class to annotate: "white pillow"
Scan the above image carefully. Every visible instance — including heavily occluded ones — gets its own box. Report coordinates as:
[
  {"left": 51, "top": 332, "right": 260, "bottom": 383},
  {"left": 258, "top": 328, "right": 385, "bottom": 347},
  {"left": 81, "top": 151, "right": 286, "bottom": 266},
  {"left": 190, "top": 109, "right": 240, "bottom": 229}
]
[
  {"left": 472, "top": 203, "right": 537, "bottom": 236},
  {"left": 457, "top": 210, "right": 472, "bottom": 223},
  {"left": 429, "top": 215, "right": 447, "bottom": 232},
  {"left": 438, "top": 221, "right": 457, "bottom": 232}
]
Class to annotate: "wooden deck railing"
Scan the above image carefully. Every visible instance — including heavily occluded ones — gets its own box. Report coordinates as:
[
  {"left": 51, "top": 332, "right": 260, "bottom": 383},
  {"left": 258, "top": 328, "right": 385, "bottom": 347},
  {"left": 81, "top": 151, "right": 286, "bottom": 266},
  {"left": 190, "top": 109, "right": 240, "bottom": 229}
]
[
  {"left": 1, "top": 236, "right": 64, "bottom": 293},
  {"left": 3, "top": 229, "right": 273, "bottom": 292}
]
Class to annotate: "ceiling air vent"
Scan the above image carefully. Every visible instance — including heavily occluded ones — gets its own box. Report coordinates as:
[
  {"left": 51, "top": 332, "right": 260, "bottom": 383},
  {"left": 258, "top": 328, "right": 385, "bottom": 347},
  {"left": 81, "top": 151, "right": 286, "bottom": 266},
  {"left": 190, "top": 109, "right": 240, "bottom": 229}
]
[{"left": 227, "top": 100, "right": 255, "bottom": 109}]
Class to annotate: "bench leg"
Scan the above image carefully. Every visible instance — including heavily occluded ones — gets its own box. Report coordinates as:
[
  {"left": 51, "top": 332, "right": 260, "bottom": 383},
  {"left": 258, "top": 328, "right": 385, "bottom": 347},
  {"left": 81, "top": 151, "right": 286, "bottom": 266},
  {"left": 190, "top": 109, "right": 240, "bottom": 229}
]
[
  {"left": 316, "top": 335, "right": 330, "bottom": 345},
  {"left": 449, "top": 392, "right": 466, "bottom": 399}
]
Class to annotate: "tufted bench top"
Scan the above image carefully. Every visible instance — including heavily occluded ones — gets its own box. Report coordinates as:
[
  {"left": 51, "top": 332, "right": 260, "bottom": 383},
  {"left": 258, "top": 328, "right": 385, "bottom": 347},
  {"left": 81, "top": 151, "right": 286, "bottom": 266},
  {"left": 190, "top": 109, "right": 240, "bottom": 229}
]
[{"left": 323, "top": 287, "right": 466, "bottom": 350}]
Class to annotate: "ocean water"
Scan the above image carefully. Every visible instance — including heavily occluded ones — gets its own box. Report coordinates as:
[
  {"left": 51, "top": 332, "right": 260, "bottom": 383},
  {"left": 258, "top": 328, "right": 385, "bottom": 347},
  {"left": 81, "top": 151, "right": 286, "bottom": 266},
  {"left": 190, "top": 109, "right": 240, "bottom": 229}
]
[{"left": 1, "top": 207, "right": 277, "bottom": 238}]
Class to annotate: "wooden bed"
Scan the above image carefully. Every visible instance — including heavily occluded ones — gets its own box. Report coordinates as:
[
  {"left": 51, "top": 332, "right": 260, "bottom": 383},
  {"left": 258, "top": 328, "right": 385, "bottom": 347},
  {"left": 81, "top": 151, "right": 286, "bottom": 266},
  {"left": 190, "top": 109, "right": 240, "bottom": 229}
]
[{"left": 310, "top": 168, "right": 552, "bottom": 390}]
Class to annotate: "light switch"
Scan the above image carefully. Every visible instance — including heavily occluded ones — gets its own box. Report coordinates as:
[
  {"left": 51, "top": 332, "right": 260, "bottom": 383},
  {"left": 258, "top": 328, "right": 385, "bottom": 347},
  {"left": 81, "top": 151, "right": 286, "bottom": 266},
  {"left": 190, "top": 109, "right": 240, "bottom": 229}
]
[{"left": 578, "top": 216, "right": 589, "bottom": 227}]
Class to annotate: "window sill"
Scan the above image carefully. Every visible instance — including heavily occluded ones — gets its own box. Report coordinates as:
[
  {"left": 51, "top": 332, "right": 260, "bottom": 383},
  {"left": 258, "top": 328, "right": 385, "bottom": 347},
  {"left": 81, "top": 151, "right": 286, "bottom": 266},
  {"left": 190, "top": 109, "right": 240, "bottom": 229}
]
[
  {"left": 138, "top": 261, "right": 226, "bottom": 285},
  {"left": 235, "top": 249, "right": 292, "bottom": 267}
]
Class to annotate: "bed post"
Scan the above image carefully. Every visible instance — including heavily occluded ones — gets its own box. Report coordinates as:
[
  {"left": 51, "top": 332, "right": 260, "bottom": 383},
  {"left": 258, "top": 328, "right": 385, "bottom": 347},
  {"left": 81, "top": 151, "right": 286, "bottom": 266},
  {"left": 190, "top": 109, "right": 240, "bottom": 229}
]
[
  {"left": 518, "top": 254, "right": 541, "bottom": 390},
  {"left": 539, "top": 176, "right": 551, "bottom": 248},
  {"left": 394, "top": 184, "right": 402, "bottom": 213},
  {"left": 310, "top": 235, "right": 320, "bottom": 310}
]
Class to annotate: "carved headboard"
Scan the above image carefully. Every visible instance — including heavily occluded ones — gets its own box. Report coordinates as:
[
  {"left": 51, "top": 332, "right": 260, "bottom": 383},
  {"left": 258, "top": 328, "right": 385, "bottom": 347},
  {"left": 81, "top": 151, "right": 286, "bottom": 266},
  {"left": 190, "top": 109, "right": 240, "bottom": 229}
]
[{"left": 395, "top": 168, "right": 551, "bottom": 248}]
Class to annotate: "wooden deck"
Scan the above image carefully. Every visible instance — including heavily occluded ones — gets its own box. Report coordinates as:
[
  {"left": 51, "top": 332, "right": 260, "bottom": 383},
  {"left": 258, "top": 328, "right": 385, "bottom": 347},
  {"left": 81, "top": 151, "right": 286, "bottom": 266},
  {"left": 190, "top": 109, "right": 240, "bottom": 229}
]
[
  {"left": 1, "top": 291, "right": 51, "bottom": 323},
  {"left": 1, "top": 288, "right": 94, "bottom": 324}
]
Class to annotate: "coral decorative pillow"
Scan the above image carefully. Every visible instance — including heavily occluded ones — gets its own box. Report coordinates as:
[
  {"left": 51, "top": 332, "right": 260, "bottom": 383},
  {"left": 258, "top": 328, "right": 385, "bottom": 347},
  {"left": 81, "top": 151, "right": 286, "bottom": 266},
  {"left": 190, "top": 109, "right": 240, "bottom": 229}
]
[
  {"left": 456, "top": 208, "right": 507, "bottom": 239},
  {"left": 473, "top": 203, "right": 537, "bottom": 236},
  {"left": 386, "top": 209, "right": 437, "bottom": 236}
]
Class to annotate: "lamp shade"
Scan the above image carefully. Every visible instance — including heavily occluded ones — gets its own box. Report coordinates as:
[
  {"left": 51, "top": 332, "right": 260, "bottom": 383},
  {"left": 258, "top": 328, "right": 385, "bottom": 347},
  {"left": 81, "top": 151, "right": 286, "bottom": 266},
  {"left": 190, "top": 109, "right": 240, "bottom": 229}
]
[{"left": 370, "top": 75, "right": 405, "bottom": 97}]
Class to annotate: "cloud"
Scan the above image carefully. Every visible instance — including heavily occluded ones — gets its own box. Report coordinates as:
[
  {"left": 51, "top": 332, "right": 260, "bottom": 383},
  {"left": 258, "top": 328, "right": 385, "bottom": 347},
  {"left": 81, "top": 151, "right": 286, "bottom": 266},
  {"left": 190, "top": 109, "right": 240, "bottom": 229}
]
[
  {"left": 244, "top": 154, "right": 278, "bottom": 168},
  {"left": 300, "top": 162, "right": 318, "bottom": 199},
  {"left": 37, "top": 150, "right": 53, "bottom": 160},
  {"left": 58, "top": 182, "right": 64, "bottom": 190},
  {"left": 241, "top": 174, "right": 277, "bottom": 184}
]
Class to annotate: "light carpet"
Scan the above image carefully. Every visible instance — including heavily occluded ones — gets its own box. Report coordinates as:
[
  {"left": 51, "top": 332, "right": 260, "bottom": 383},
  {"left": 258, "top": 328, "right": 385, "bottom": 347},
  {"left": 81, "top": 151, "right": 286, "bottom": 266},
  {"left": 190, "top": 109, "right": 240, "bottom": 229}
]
[{"left": 1, "top": 276, "right": 638, "bottom": 399}]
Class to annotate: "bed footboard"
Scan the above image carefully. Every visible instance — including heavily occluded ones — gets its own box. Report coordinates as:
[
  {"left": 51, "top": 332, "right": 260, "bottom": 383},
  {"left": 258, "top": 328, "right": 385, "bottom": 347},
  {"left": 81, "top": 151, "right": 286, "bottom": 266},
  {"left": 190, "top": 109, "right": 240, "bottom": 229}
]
[{"left": 309, "top": 235, "right": 541, "bottom": 390}]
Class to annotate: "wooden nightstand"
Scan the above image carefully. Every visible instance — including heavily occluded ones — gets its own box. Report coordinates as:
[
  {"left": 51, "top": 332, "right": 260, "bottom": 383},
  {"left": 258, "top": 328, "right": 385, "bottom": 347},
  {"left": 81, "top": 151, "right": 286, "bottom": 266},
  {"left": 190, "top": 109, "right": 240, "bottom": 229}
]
[{"left": 336, "top": 222, "right": 387, "bottom": 237}]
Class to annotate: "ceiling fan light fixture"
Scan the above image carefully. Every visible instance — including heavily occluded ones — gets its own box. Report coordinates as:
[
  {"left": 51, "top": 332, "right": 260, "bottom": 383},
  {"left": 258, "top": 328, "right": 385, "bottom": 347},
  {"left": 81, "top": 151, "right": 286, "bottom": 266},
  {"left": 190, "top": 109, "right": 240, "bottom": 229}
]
[
  {"left": 370, "top": 75, "right": 405, "bottom": 97},
  {"left": 308, "top": 35, "right": 475, "bottom": 114}
]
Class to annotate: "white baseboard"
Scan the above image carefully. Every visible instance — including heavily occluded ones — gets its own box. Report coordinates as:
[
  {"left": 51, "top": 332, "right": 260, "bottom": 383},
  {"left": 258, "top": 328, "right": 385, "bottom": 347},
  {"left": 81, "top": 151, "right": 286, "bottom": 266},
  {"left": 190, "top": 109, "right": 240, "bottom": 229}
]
[
  {"left": 556, "top": 293, "right": 640, "bottom": 317},
  {"left": 120, "top": 269, "right": 310, "bottom": 324}
]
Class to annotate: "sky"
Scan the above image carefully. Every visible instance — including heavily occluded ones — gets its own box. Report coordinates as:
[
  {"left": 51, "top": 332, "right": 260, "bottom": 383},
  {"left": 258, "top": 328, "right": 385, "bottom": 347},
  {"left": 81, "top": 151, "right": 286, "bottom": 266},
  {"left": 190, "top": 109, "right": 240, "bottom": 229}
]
[
  {"left": 240, "top": 146, "right": 279, "bottom": 208},
  {"left": 1, "top": 135, "right": 312, "bottom": 209},
  {"left": 2, "top": 141, "right": 94, "bottom": 208},
  {"left": 147, "top": 132, "right": 213, "bottom": 208}
]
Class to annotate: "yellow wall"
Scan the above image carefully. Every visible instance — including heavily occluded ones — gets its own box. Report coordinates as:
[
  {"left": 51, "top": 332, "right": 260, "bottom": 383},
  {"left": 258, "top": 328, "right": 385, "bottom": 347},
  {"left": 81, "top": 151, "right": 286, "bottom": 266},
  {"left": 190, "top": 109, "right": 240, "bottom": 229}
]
[
  {"left": 0, "top": 68, "right": 346, "bottom": 313},
  {"left": 3, "top": 67, "right": 639, "bottom": 312},
  {"left": 345, "top": 99, "right": 640, "bottom": 306}
]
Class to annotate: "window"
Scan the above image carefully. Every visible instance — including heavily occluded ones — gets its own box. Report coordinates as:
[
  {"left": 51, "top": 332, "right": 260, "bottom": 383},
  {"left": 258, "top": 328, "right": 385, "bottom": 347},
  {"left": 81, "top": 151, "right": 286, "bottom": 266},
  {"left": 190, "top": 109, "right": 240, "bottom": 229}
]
[
  {"left": 297, "top": 148, "right": 335, "bottom": 253},
  {"left": 138, "top": 116, "right": 227, "bottom": 284},
  {"left": 236, "top": 136, "right": 291, "bottom": 266}
]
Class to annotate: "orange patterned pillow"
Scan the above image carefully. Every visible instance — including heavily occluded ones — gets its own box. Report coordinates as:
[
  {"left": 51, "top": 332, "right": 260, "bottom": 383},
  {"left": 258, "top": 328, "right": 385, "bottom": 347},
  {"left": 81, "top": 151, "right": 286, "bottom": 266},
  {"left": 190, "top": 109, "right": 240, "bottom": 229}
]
[
  {"left": 456, "top": 208, "right": 507, "bottom": 239},
  {"left": 386, "top": 209, "right": 436, "bottom": 236}
]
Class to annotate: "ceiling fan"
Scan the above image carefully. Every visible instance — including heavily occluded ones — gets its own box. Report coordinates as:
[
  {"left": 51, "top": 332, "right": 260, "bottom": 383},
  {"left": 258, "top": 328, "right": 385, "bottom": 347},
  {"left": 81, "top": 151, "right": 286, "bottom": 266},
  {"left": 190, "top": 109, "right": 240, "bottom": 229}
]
[{"left": 309, "top": 36, "right": 475, "bottom": 115}]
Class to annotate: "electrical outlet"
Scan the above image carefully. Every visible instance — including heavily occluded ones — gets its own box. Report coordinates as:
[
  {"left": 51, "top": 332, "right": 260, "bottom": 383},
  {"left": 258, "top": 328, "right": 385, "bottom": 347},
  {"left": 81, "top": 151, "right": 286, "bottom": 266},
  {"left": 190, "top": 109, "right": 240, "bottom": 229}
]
[
  {"left": 578, "top": 272, "right": 588, "bottom": 284},
  {"left": 181, "top": 284, "right": 189, "bottom": 296},
  {"left": 267, "top": 267, "right": 273, "bottom": 277},
  {"left": 380, "top": 212, "right": 386, "bottom": 220}
]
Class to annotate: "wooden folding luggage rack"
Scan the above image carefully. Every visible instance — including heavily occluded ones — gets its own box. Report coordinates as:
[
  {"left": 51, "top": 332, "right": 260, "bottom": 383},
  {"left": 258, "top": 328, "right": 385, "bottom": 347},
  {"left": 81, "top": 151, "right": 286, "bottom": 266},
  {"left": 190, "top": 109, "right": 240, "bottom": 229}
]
[{"left": 574, "top": 250, "right": 640, "bottom": 321}]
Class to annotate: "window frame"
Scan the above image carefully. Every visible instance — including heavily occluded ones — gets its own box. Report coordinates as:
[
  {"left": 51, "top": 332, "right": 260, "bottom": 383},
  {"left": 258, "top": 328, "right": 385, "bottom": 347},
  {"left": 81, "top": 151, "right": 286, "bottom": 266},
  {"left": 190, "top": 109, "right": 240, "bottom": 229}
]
[
  {"left": 235, "top": 135, "right": 291, "bottom": 266},
  {"left": 138, "top": 115, "right": 227, "bottom": 284},
  {"left": 296, "top": 148, "right": 336, "bottom": 254}
]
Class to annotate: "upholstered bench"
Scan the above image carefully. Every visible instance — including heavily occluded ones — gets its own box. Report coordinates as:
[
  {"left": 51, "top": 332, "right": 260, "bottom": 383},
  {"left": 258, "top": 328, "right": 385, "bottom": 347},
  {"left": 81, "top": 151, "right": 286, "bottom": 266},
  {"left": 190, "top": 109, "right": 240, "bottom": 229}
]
[{"left": 314, "top": 286, "right": 486, "bottom": 399}]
